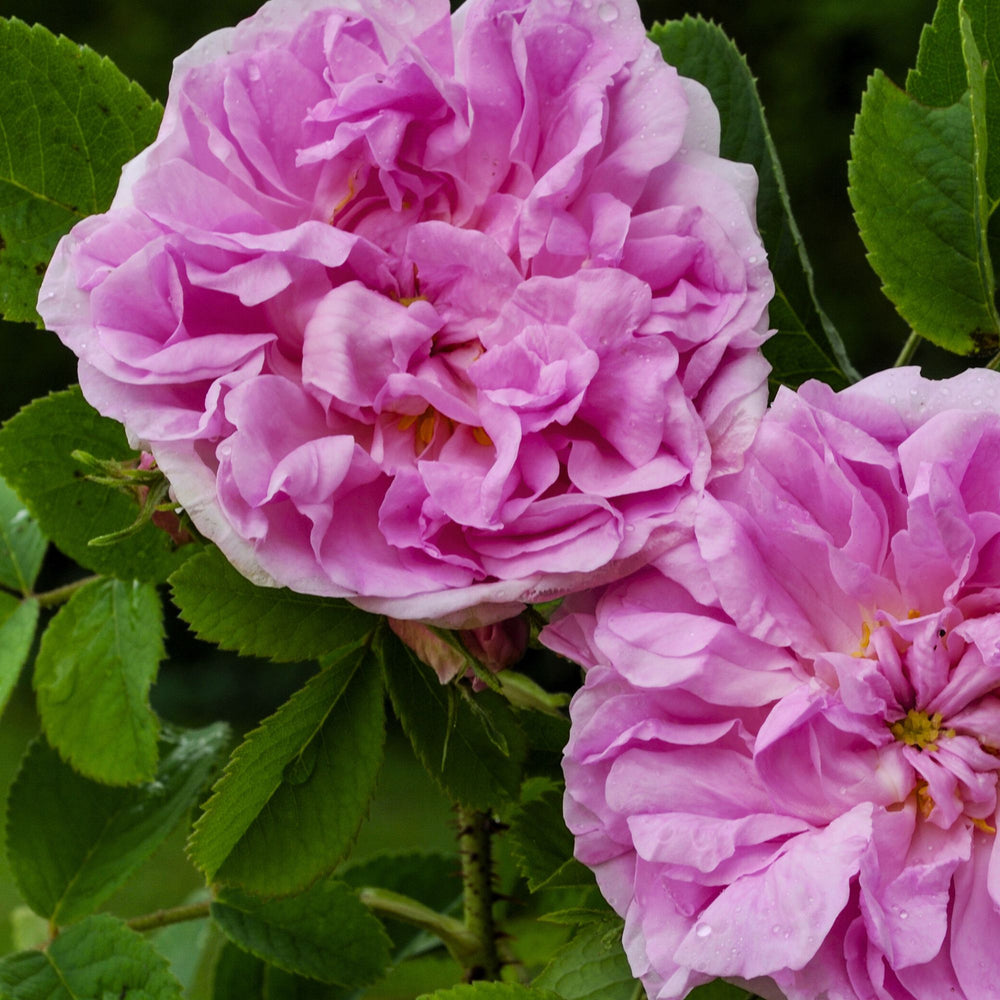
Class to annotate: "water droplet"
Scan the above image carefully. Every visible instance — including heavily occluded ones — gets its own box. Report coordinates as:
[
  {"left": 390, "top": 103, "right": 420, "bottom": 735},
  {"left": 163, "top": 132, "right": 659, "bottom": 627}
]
[
  {"left": 598, "top": 2, "right": 619, "bottom": 21},
  {"left": 247, "top": 63, "right": 261, "bottom": 82},
  {"left": 771, "top": 924, "right": 782, "bottom": 935},
  {"left": 898, "top": 909, "right": 908, "bottom": 920},
  {"left": 694, "top": 922, "right": 712, "bottom": 938},
  {"left": 748, "top": 255, "right": 758, "bottom": 264}
]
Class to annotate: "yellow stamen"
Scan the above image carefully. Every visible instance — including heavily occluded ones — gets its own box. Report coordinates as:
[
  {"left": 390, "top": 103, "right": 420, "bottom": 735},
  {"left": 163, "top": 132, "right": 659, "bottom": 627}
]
[
  {"left": 852, "top": 622, "right": 872, "bottom": 658},
  {"left": 472, "top": 426, "right": 492, "bottom": 447},
  {"left": 332, "top": 173, "right": 357, "bottom": 217},
  {"left": 397, "top": 412, "right": 419, "bottom": 432},
  {"left": 416, "top": 408, "right": 437, "bottom": 448},
  {"left": 907, "top": 608, "right": 921, "bottom": 619},
  {"left": 972, "top": 816, "right": 997, "bottom": 834},
  {"left": 890, "top": 709, "right": 945, "bottom": 752},
  {"left": 915, "top": 781, "right": 935, "bottom": 819}
]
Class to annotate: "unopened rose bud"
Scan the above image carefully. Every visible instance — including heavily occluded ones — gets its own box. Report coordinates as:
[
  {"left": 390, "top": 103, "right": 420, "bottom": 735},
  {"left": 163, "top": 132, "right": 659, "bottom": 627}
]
[{"left": 460, "top": 617, "right": 530, "bottom": 675}]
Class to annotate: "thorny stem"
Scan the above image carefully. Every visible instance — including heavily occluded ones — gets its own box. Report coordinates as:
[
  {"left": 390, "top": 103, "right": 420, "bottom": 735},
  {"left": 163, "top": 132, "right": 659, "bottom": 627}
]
[
  {"left": 127, "top": 901, "right": 211, "bottom": 933},
  {"left": 34, "top": 575, "right": 102, "bottom": 608},
  {"left": 893, "top": 331, "right": 922, "bottom": 368},
  {"left": 457, "top": 805, "right": 502, "bottom": 981}
]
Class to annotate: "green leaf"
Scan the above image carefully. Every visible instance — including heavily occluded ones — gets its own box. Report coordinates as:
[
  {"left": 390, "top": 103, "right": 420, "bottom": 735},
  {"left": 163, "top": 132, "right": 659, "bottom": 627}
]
[
  {"left": 379, "top": 629, "right": 526, "bottom": 810},
  {"left": 849, "top": 2, "right": 1000, "bottom": 355},
  {"left": 169, "top": 546, "right": 376, "bottom": 663},
  {"left": 188, "top": 645, "right": 385, "bottom": 895},
  {"left": 0, "top": 594, "right": 38, "bottom": 717},
  {"left": 419, "top": 985, "right": 563, "bottom": 1000},
  {"left": 0, "top": 18, "right": 161, "bottom": 325},
  {"left": 34, "top": 576, "right": 164, "bottom": 785},
  {"left": 687, "top": 982, "right": 757, "bottom": 1000},
  {"left": 340, "top": 850, "right": 462, "bottom": 955},
  {"left": 508, "top": 785, "right": 592, "bottom": 893},
  {"left": 0, "top": 387, "right": 190, "bottom": 582},
  {"left": 0, "top": 474, "right": 45, "bottom": 593},
  {"left": 650, "top": 16, "right": 856, "bottom": 390},
  {"left": 212, "top": 942, "right": 353, "bottom": 1000},
  {"left": 533, "top": 920, "right": 639, "bottom": 1000},
  {"left": 211, "top": 881, "right": 391, "bottom": 987},
  {"left": 6, "top": 724, "right": 228, "bottom": 923},
  {"left": 0, "top": 912, "right": 183, "bottom": 999}
]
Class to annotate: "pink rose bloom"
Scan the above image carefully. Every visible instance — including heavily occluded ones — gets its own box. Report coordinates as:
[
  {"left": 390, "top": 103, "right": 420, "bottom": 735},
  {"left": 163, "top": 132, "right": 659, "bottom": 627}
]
[
  {"left": 546, "top": 368, "right": 1000, "bottom": 999},
  {"left": 38, "top": 0, "right": 772, "bottom": 626}
]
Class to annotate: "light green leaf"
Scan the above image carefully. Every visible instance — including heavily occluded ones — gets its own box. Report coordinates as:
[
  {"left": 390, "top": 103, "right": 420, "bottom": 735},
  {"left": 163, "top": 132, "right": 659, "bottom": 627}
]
[
  {"left": 211, "top": 881, "right": 391, "bottom": 987},
  {"left": 189, "top": 645, "right": 385, "bottom": 895},
  {"left": 0, "top": 594, "right": 38, "bottom": 717},
  {"left": 419, "top": 985, "right": 563, "bottom": 1000},
  {"left": 0, "top": 474, "right": 45, "bottom": 593},
  {"left": 0, "top": 913, "right": 183, "bottom": 999},
  {"left": 533, "top": 920, "right": 640, "bottom": 1000},
  {"left": 169, "top": 546, "right": 376, "bottom": 663},
  {"left": 849, "top": 2, "right": 1000, "bottom": 355},
  {"left": 0, "top": 387, "right": 190, "bottom": 582},
  {"left": 6, "top": 724, "right": 227, "bottom": 923},
  {"left": 508, "top": 785, "right": 592, "bottom": 893},
  {"left": 34, "top": 576, "right": 164, "bottom": 784},
  {"left": 650, "top": 16, "right": 856, "bottom": 389},
  {"left": 0, "top": 17, "right": 161, "bottom": 324},
  {"left": 379, "top": 629, "right": 526, "bottom": 810}
]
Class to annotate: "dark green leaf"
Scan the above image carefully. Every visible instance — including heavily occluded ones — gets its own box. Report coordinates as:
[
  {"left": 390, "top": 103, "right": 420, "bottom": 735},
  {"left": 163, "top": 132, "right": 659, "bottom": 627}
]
[
  {"left": 340, "top": 851, "right": 462, "bottom": 955},
  {"left": 0, "top": 18, "right": 161, "bottom": 324},
  {"left": 849, "top": 3, "right": 1000, "bottom": 355},
  {"left": 34, "top": 576, "right": 164, "bottom": 784},
  {"left": 0, "top": 474, "right": 45, "bottom": 593},
  {"left": 533, "top": 919, "right": 639, "bottom": 1000},
  {"left": 211, "top": 942, "right": 352, "bottom": 1000},
  {"left": 211, "top": 881, "right": 391, "bottom": 987},
  {"left": 687, "top": 982, "right": 757, "bottom": 1000},
  {"left": 508, "top": 785, "right": 592, "bottom": 893},
  {"left": 6, "top": 724, "right": 228, "bottom": 923},
  {"left": 0, "top": 594, "right": 37, "bottom": 717},
  {"left": 419, "top": 985, "right": 563, "bottom": 1000},
  {"left": 169, "top": 546, "right": 376, "bottom": 663},
  {"left": 0, "top": 913, "right": 182, "bottom": 998},
  {"left": 650, "top": 16, "right": 856, "bottom": 389},
  {"left": 0, "top": 387, "right": 190, "bottom": 582},
  {"left": 379, "top": 629, "right": 526, "bottom": 810},
  {"left": 189, "top": 645, "right": 385, "bottom": 895}
]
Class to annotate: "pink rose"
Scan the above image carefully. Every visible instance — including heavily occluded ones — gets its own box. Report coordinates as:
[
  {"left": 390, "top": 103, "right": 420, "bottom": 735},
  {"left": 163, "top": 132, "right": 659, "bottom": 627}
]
[
  {"left": 39, "top": 0, "right": 772, "bottom": 626},
  {"left": 546, "top": 368, "right": 1000, "bottom": 999}
]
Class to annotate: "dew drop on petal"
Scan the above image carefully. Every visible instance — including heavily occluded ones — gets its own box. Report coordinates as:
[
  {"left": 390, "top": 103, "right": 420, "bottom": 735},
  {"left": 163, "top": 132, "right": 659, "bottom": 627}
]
[
  {"left": 694, "top": 922, "right": 712, "bottom": 938},
  {"left": 247, "top": 63, "right": 261, "bottom": 82},
  {"left": 598, "top": 2, "right": 619, "bottom": 21}
]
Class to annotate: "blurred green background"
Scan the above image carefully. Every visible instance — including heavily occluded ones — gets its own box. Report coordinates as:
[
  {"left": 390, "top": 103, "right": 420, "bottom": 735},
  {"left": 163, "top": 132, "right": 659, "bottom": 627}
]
[{"left": 0, "top": 0, "right": 939, "bottom": 979}]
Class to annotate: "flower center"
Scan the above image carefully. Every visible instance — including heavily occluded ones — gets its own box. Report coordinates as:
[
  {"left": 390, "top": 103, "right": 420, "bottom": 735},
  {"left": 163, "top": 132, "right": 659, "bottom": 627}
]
[{"left": 889, "top": 709, "right": 950, "bottom": 751}]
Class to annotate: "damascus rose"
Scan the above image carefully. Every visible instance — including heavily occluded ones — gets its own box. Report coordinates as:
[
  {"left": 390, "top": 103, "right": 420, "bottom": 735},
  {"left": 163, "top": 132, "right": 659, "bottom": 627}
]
[
  {"left": 546, "top": 368, "right": 1000, "bottom": 999},
  {"left": 38, "top": 0, "right": 772, "bottom": 626}
]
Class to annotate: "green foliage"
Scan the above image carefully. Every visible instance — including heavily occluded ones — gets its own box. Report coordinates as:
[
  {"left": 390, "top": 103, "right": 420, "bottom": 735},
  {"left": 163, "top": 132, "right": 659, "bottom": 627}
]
[
  {"left": 508, "top": 783, "right": 592, "bottom": 893},
  {"left": 379, "top": 629, "right": 527, "bottom": 810},
  {"left": 0, "top": 387, "right": 190, "bottom": 582},
  {"left": 0, "top": 18, "right": 161, "bottom": 325},
  {"left": 0, "top": 912, "right": 183, "bottom": 998},
  {"left": 340, "top": 851, "right": 462, "bottom": 955},
  {"left": 419, "top": 985, "right": 563, "bottom": 1000},
  {"left": 687, "top": 982, "right": 759, "bottom": 999},
  {"left": 650, "top": 15, "right": 856, "bottom": 390},
  {"left": 850, "top": 0, "right": 1000, "bottom": 355},
  {"left": 211, "top": 881, "right": 392, "bottom": 986},
  {"left": 5, "top": 725, "right": 227, "bottom": 924},
  {"left": 0, "top": 475, "right": 45, "bottom": 593},
  {"left": 0, "top": 595, "right": 37, "bottom": 717},
  {"left": 34, "top": 576, "right": 164, "bottom": 784},
  {"left": 533, "top": 920, "right": 640, "bottom": 1000},
  {"left": 169, "top": 546, "right": 376, "bottom": 663},
  {"left": 188, "top": 644, "right": 385, "bottom": 895}
]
